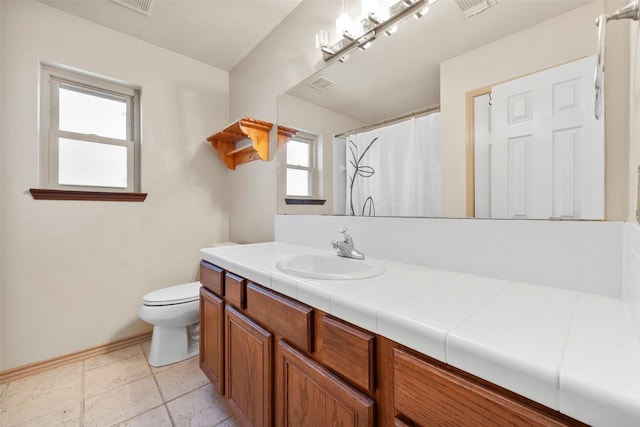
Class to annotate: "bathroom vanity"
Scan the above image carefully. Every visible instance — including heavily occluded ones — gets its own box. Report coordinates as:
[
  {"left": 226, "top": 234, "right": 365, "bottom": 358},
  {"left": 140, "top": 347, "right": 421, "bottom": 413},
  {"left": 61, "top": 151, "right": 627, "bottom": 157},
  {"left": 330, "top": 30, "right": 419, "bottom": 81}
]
[{"left": 195, "top": 242, "right": 636, "bottom": 426}]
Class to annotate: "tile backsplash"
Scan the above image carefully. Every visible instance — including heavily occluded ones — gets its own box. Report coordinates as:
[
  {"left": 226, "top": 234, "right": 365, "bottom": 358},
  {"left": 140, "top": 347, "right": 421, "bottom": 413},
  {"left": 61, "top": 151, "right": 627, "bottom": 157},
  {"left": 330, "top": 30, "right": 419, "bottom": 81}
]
[{"left": 275, "top": 215, "right": 624, "bottom": 299}]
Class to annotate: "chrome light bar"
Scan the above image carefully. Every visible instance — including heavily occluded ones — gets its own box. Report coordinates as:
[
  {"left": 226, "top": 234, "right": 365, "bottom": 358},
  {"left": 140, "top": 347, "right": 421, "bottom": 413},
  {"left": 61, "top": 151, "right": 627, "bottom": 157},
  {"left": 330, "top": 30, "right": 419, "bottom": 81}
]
[{"left": 321, "top": 0, "right": 435, "bottom": 63}]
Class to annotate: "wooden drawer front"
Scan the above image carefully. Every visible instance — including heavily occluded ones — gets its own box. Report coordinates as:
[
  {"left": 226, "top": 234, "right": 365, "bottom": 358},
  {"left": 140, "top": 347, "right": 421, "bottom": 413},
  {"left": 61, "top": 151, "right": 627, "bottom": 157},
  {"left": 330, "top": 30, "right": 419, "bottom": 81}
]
[
  {"left": 321, "top": 315, "right": 375, "bottom": 393},
  {"left": 200, "top": 261, "right": 224, "bottom": 297},
  {"left": 393, "top": 349, "right": 571, "bottom": 427},
  {"left": 245, "top": 283, "right": 313, "bottom": 353},
  {"left": 224, "top": 273, "right": 245, "bottom": 309}
]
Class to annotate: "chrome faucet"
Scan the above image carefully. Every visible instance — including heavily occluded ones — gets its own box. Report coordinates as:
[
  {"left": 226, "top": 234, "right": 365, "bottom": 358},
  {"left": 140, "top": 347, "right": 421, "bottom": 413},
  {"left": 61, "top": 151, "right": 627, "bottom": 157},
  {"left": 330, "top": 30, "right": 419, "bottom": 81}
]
[{"left": 331, "top": 227, "right": 365, "bottom": 260}]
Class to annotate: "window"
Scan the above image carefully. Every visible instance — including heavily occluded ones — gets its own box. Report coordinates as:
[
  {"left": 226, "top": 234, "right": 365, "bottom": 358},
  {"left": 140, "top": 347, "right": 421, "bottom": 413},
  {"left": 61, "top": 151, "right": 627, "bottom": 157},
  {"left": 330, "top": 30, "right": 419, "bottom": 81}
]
[
  {"left": 39, "top": 65, "right": 141, "bottom": 196},
  {"left": 285, "top": 132, "right": 317, "bottom": 198}
]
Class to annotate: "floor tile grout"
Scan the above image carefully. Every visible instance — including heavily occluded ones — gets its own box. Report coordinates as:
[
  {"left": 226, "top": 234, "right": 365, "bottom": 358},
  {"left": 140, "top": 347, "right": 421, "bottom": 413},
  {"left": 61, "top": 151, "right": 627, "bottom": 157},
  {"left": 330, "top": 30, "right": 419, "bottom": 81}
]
[
  {"left": 81, "top": 358, "right": 86, "bottom": 426},
  {"left": 1, "top": 340, "right": 238, "bottom": 427},
  {"left": 148, "top": 357, "right": 176, "bottom": 427},
  {"left": 0, "top": 382, "right": 7, "bottom": 404}
]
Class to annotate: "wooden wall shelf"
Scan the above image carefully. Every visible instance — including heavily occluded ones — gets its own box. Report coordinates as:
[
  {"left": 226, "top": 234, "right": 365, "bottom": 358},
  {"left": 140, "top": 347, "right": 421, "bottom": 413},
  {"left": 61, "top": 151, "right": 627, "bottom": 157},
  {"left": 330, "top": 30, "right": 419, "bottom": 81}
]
[
  {"left": 277, "top": 125, "right": 297, "bottom": 149},
  {"left": 207, "top": 118, "right": 273, "bottom": 170}
]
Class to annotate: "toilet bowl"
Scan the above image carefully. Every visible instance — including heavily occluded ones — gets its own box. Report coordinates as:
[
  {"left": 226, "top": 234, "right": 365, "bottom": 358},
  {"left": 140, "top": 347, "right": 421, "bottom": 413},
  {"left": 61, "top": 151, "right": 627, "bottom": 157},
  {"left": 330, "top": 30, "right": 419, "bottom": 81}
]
[{"left": 139, "top": 281, "right": 201, "bottom": 367}]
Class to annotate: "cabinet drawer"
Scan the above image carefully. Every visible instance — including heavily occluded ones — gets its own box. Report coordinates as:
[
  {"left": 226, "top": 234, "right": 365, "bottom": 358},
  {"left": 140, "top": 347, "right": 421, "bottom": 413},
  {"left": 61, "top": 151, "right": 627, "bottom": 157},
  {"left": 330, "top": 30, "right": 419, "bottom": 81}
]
[
  {"left": 393, "top": 349, "right": 571, "bottom": 427},
  {"left": 320, "top": 315, "right": 375, "bottom": 393},
  {"left": 200, "top": 261, "right": 224, "bottom": 297},
  {"left": 245, "top": 283, "right": 313, "bottom": 353},
  {"left": 225, "top": 273, "right": 245, "bottom": 309}
]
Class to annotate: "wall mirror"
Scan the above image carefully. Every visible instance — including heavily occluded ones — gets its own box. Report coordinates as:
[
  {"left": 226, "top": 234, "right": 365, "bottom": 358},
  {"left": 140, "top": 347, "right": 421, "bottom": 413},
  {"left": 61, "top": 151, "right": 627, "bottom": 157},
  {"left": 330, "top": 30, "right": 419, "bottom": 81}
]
[{"left": 277, "top": 0, "right": 618, "bottom": 220}]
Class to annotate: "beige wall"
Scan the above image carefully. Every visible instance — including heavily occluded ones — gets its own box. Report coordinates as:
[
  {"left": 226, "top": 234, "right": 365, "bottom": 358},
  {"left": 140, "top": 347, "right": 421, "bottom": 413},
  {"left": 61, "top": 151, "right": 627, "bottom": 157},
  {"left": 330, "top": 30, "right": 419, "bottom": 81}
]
[
  {"left": 229, "top": 1, "right": 340, "bottom": 243},
  {"left": 0, "top": 0, "right": 3, "bottom": 367},
  {"left": 605, "top": 1, "right": 632, "bottom": 221},
  {"left": 0, "top": 1, "right": 230, "bottom": 370},
  {"left": 440, "top": 1, "right": 630, "bottom": 220},
  {"left": 628, "top": 21, "right": 640, "bottom": 222}
]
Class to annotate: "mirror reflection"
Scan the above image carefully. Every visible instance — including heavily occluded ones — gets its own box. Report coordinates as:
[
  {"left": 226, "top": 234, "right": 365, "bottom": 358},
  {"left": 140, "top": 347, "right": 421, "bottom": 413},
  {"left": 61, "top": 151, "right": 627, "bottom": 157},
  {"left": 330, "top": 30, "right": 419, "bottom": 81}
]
[{"left": 278, "top": 0, "right": 612, "bottom": 219}]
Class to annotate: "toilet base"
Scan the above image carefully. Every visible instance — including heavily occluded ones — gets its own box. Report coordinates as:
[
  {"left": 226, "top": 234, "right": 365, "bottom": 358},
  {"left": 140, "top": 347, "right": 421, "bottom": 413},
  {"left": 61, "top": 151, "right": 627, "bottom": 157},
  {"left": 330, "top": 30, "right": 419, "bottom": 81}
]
[{"left": 148, "top": 322, "right": 200, "bottom": 367}]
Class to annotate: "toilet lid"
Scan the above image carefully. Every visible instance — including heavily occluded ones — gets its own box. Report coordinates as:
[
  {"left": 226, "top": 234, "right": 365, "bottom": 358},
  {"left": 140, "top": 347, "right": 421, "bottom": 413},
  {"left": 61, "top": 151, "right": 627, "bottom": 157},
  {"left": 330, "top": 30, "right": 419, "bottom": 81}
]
[{"left": 143, "top": 281, "right": 201, "bottom": 306}]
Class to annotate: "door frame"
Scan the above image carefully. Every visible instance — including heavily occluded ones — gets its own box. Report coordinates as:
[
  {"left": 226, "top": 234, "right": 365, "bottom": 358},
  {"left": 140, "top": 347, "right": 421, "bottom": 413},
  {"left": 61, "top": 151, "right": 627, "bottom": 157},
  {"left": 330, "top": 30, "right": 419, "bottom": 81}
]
[
  {"left": 465, "top": 86, "right": 492, "bottom": 218},
  {"left": 465, "top": 57, "right": 592, "bottom": 219}
]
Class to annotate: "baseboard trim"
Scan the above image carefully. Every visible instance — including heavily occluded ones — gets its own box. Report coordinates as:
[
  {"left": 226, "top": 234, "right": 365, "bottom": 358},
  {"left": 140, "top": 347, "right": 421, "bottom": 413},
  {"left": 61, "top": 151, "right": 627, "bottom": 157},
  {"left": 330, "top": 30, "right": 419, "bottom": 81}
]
[{"left": 0, "top": 332, "right": 152, "bottom": 384}]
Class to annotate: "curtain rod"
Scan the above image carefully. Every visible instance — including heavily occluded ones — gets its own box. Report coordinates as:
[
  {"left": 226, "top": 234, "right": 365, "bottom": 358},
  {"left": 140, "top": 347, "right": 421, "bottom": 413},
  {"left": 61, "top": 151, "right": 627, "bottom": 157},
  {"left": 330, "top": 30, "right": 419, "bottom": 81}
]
[{"left": 336, "top": 104, "right": 440, "bottom": 138}]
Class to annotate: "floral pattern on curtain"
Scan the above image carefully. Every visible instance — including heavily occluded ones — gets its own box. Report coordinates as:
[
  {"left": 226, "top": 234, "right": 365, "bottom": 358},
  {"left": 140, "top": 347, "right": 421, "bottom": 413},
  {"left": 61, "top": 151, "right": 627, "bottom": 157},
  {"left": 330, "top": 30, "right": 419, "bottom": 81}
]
[{"left": 345, "top": 112, "right": 440, "bottom": 217}]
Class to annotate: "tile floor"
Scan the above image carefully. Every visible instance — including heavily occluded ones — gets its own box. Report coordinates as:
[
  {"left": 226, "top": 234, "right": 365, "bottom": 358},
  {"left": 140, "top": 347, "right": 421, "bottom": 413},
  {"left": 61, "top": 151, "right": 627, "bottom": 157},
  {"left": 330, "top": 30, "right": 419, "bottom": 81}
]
[{"left": 0, "top": 340, "right": 240, "bottom": 426}]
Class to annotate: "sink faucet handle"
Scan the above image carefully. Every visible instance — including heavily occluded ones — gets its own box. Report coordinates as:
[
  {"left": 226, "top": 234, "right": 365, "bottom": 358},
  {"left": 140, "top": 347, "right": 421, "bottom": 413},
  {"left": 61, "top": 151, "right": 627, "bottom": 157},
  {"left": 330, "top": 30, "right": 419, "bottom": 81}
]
[
  {"left": 337, "top": 227, "right": 352, "bottom": 243},
  {"left": 331, "top": 227, "right": 365, "bottom": 260}
]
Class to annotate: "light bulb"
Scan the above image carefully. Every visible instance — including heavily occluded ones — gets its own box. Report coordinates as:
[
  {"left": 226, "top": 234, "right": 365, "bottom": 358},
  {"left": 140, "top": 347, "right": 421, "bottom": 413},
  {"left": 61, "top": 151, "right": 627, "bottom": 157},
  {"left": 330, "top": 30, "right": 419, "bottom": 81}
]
[
  {"left": 336, "top": 13, "right": 352, "bottom": 36},
  {"left": 362, "top": 0, "right": 389, "bottom": 21},
  {"left": 361, "top": 0, "right": 378, "bottom": 13},
  {"left": 315, "top": 30, "right": 329, "bottom": 48}
]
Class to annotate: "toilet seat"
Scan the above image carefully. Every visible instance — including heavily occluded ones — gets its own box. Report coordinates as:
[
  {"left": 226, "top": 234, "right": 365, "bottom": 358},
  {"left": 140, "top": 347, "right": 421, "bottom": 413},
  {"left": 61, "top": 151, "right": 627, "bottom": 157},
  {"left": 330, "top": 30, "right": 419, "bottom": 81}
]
[{"left": 143, "top": 281, "right": 201, "bottom": 306}]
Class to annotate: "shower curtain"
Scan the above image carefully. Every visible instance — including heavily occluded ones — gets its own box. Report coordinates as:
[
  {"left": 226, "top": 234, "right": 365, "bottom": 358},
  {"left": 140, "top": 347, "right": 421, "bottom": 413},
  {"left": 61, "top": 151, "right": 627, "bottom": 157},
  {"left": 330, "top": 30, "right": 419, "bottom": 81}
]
[{"left": 345, "top": 112, "right": 440, "bottom": 217}]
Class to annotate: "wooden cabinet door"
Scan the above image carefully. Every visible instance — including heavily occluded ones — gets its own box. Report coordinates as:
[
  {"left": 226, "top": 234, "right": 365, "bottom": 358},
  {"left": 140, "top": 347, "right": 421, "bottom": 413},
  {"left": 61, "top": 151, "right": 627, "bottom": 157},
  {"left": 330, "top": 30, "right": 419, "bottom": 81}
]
[
  {"left": 200, "top": 287, "right": 224, "bottom": 394},
  {"left": 225, "top": 306, "right": 273, "bottom": 427},
  {"left": 278, "top": 340, "right": 374, "bottom": 427}
]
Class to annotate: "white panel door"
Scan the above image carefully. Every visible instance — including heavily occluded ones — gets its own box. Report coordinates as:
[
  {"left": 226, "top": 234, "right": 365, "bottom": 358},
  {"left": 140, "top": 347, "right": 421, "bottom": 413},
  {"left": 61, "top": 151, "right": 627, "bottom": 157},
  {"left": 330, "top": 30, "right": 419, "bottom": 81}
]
[{"left": 489, "top": 56, "right": 604, "bottom": 220}]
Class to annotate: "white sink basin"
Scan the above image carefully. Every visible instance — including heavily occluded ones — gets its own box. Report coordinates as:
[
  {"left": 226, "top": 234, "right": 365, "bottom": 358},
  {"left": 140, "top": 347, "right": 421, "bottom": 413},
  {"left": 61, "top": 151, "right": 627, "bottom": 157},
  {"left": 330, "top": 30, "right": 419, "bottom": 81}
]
[{"left": 275, "top": 254, "right": 384, "bottom": 280}]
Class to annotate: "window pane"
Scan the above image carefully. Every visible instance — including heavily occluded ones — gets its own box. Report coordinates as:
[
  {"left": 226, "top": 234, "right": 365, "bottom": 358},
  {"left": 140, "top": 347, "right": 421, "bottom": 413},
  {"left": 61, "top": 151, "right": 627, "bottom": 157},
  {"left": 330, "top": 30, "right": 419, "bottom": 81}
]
[
  {"left": 287, "top": 140, "right": 310, "bottom": 167},
  {"left": 59, "top": 86, "right": 128, "bottom": 140},
  {"left": 286, "top": 168, "right": 310, "bottom": 196},
  {"left": 59, "top": 138, "right": 128, "bottom": 188}
]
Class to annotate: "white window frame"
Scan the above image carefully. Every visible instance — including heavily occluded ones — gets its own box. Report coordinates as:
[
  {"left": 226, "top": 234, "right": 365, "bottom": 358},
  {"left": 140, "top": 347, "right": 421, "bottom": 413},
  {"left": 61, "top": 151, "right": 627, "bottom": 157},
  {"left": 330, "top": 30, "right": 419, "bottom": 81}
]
[
  {"left": 285, "top": 131, "right": 319, "bottom": 199},
  {"left": 39, "top": 64, "right": 141, "bottom": 193}
]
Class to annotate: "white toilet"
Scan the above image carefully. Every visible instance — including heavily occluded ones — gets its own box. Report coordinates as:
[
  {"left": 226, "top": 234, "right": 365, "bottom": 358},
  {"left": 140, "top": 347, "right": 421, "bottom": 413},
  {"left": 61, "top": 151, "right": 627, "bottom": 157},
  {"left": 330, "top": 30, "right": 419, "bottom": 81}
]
[{"left": 139, "top": 281, "right": 201, "bottom": 367}]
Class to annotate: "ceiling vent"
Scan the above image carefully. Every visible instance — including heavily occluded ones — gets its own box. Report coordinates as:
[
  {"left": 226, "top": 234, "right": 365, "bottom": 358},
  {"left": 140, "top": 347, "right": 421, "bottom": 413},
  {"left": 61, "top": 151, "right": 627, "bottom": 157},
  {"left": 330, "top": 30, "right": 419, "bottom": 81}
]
[
  {"left": 455, "top": 0, "right": 497, "bottom": 18},
  {"left": 307, "top": 76, "right": 336, "bottom": 92},
  {"left": 110, "top": 0, "right": 154, "bottom": 16}
]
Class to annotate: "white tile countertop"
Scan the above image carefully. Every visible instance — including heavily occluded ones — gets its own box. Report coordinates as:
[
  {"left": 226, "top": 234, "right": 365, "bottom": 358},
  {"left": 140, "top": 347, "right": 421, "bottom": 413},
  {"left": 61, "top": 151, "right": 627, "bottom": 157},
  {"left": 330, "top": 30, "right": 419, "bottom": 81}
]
[{"left": 200, "top": 242, "right": 640, "bottom": 426}]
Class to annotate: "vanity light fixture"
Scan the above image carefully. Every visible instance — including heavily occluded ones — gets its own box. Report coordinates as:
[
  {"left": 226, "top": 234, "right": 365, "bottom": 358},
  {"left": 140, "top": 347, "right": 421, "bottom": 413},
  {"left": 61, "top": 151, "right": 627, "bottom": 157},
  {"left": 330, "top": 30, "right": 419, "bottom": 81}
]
[
  {"left": 413, "top": 5, "right": 429, "bottom": 19},
  {"left": 384, "top": 25, "right": 398, "bottom": 36},
  {"left": 367, "top": 13, "right": 381, "bottom": 25},
  {"left": 342, "top": 31, "right": 357, "bottom": 41},
  {"left": 321, "top": 45, "right": 336, "bottom": 55},
  {"left": 317, "top": 0, "right": 437, "bottom": 63},
  {"left": 359, "top": 40, "right": 374, "bottom": 50}
]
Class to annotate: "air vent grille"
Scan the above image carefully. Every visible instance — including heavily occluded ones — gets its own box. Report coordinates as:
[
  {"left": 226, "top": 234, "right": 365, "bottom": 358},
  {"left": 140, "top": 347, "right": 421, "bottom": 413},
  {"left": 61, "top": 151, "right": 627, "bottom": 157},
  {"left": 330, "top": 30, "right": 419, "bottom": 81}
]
[
  {"left": 455, "top": 0, "right": 497, "bottom": 18},
  {"left": 307, "top": 76, "right": 336, "bottom": 92},
  {"left": 111, "top": 0, "right": 154, "bottom": 16}
]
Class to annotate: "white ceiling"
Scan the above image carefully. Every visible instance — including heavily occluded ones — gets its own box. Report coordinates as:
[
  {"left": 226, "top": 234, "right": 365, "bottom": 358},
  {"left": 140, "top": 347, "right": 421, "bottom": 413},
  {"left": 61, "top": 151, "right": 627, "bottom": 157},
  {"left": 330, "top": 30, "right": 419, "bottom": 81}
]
[{"left": 39, "top": 0, "right": 302, "bottom": 71}]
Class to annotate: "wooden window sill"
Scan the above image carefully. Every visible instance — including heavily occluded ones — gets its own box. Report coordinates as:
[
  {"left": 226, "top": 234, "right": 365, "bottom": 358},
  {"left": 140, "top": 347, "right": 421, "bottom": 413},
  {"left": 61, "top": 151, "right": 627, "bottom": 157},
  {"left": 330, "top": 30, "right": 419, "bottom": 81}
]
[
  {"left": 285, "top": 198, "right": 326, "bottom": 206},
  {"left": 30, "top": 189, "right": 147, "bottom": 202}
]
